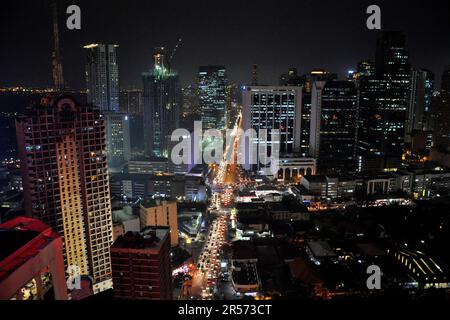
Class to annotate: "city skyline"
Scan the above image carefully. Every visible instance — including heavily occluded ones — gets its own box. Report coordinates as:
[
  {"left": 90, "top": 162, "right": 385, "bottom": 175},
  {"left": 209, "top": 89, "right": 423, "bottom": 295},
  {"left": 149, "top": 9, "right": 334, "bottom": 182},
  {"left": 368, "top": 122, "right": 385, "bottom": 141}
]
[
  {"left": 1, "top": 0, "right": 450, "bottom": 307},
  {"left": 1, "top": 0, "right": 450, "bottom": 89}
]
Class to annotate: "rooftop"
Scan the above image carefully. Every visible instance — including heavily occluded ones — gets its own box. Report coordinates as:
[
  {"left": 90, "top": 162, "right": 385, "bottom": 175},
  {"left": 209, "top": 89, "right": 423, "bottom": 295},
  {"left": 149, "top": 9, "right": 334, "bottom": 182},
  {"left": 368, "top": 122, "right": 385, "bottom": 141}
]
[
  {"left": 111, "top": 227, "right": 169, "bottom": 252},
  {"left": 0, "top": 217, "right": 60, "bottom": 282}
]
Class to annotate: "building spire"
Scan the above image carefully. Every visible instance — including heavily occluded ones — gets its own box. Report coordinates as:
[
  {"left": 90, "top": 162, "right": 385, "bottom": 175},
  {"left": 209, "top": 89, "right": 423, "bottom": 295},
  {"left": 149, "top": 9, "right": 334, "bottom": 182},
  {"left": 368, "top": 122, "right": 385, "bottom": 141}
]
[{"left": 52, "top": 1, "right": 65, "bottom": 91}]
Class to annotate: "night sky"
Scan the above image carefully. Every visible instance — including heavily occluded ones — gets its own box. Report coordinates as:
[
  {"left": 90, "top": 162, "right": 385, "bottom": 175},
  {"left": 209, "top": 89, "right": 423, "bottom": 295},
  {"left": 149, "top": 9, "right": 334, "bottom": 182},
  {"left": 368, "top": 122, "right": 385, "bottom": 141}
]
[{"left": 1, "top": 0, "right": 449, "bottom": 89}]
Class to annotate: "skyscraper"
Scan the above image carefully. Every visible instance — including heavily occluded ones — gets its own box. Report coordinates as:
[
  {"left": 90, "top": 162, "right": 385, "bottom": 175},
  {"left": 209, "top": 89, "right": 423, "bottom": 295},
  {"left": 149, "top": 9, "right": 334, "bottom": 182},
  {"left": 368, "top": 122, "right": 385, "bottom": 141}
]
[
  {"left": 198, "top": 66, "right": 228, "bottom": 130},
  {"left": 242, "top": 86, "right": 302, "bottom": 171},
  {"left": 142, "top": 48, "right": 181, "bottom": 157},
  {"left": 310, "top": 80, "right": 358, "bottom": 173},
  {"left": 407, "top": 69, "right": 434, "bottom": 134},
  {"left": 0, "top": 217, "right": 68, "bottom": 300},
  {"left": 120, "top": 89, "right": 144, "bottom": 154},
  {"left": 104, "top": 112, "right": 131, "bottom": 169},
  {"left": 16, "top": 94, "right": 114, "bottom": 294},
  {"left": 120, "top": 89, "right": 143, "bottom": 116},
  {"left": 111, "top": 227, "right": 172, "bottom": 300},
  {"left": 84, "top": 43, "right": 120, "bottom": 112},
  {"left": 357, "top": 31, "right": 411, "bottom": 171}
]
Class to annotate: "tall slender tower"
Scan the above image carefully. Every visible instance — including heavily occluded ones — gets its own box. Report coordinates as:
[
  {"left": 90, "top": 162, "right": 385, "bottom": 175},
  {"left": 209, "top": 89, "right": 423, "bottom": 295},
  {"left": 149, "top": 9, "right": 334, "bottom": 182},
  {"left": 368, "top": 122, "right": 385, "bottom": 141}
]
[
  {"left": 52, "top": 2, "right": 65, "bottom": 91},
  {"left": 142, "top": 48, "right": 181, "bottom": 157}
]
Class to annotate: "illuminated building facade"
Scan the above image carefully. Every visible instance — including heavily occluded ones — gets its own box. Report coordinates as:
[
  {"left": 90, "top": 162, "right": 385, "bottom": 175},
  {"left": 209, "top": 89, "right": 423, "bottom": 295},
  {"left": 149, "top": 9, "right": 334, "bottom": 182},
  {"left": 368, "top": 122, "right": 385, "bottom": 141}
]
[
  {"left": 242, "top": 86, "right": 302, "bottom": 171},
  {"left": 310, "top": 80, "right": 358, "bottom": 174},
  {"left": 142, "top": 48, "right": 181, "bottom": 157},
  {"left": 16, "top": 95, "right": 114, "bottom": 294},
  {"left": 104, "top": 112, "right": 131, "bottom": 169},
  {"left": 84, "top": 43, "right": 120, "bottom": 112},
  {"left": 199, "top": 66, "right": 228, "bottom": 130},
  {"left": 357, "top": 31, "right": 411, "bottom": 171}
]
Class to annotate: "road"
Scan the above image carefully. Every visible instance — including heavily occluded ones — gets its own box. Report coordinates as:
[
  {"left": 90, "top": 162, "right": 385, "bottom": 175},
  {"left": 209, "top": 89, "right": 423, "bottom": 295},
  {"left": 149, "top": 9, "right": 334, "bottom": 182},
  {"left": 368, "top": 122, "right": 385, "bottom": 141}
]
[{"left": 189, "top": 112, "right": 243, "bottom": 300}]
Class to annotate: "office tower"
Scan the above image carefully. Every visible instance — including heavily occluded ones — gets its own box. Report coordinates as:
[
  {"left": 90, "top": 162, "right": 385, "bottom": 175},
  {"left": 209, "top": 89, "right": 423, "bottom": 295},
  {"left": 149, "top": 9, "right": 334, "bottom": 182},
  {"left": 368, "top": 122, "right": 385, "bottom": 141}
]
[
  {"left": 16, "top": 94, "right": 113, "bottom": 294},
  {"left": 111, "top": 227, "right": 172, "bottom": 300},
  {"left": 278, "top": 69, "right": 309, "bottom": 156},
  {"left": 0, "top": 217, "right": 67, "bottom": 300},
  {"left": 198, "top": 66, "right": 228, "bottom": 130},
  {"left": 242, "top": 86, "right": 302, "bottom": 171},
  {"left": 104, "top": 112, "right": 131, "bottom": 169},
  {"left": 119, "top": 89, "right": 143, "bottom": 116},
  {"left": 181, "top": 85, "right": 200, "bottom": 116},
  {"left": 441, "top": 65, "right": 450, "bottom": 94},
  {"left": 357, "top": 31, "right": 411, "bottom": 171},
  {"left": 142, "top": 47, "right": 181, "bottom": 157},
  {"left": 139, "top": 199, "right": 178, "bottom": 246},
  {"left": 119, "top": 89, "right": 144, "bottom": 154},
  {"left": 407, "top": 69, "right": 434, "bottom": 135},
  {"left": 310, "top": 81, "right": 358, "bottom": 173},
  {"left": 431, "top": 92, "right": 450, "bottom": 150},
  {"left": 84, "top": 43, "right": 120, "bottom": 112}
]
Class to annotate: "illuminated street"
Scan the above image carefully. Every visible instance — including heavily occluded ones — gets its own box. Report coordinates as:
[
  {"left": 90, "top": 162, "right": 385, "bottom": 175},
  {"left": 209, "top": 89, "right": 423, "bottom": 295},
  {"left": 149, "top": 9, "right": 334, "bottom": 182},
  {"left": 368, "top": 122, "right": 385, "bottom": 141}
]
[{"left": 188, "top": 112, "right": 244, "bottom": 300}]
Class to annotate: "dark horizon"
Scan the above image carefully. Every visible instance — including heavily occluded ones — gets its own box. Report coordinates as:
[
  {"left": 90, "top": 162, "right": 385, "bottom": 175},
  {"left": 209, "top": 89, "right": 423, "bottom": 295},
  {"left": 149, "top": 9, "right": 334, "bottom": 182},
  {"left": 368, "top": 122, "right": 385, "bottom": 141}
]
[{"left": 1, "top": 0, "right": 450, "bottom": 89}]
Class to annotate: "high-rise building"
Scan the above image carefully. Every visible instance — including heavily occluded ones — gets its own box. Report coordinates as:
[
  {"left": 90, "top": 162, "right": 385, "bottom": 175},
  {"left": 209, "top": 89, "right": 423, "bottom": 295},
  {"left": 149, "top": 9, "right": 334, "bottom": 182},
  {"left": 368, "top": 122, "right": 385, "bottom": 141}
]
[
  {"left": 84, "top": 44, "right": 119, "bottom": 112},
  {"left": 278, "top": 68, "right": 310, "bottom": 156},
  {"left": 198, "top": 66, "right": 228, "bottom": 130},
  {"left": 16, "top": 94, "right": 114, "bottom": 294},
  {"left": 142, "top": 48, "right": 181, "bottom": 158},
  {"left": 441, "top": 65, "right": 450, "bottom": 94},
  {"left": 357, "top": 31, "right": 411, "bottom": 171},
  {"left": 242, "top": 86, "right": 302, "bottom": 171},
  {"left": 0, "top": 217, "right": 67, "bottom": 300},
  {"left": 181, "top": 85, "right": 200, "bottom": 116},
  {"left": 120, "top": 89, "right": 143, "bottom": 116},
  {"left": 104, "top": 112, "right": 131, "bottom": 169},
  {"left": 110, "top": 227, "right": 172, "bottom": 300},
  {"left": 407, "top": 69, "right": 434, "bottom": 135},
  {"left": 139, "top": 199, "right": 178, "bottom": 246},
  {"left": 310, "top": 80, "right": 358, "bottom": 173},
  {"left": 119, "top": 89, "right": 144, "bottom": 154}
]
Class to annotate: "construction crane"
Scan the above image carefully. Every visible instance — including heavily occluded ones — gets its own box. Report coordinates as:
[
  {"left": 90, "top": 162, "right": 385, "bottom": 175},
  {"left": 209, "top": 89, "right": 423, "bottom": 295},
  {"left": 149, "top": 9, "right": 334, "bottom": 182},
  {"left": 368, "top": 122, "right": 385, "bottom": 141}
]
[{"left": 167, "top": 38, "right": 182, "bottom": 72}]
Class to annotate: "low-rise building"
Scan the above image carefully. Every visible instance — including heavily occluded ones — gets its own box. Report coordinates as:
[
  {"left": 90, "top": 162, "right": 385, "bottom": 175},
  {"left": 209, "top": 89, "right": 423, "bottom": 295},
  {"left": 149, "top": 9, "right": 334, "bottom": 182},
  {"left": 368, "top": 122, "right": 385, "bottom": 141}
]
[{"left": 140, "top": 199, "right": 178, "bottom": 246}]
